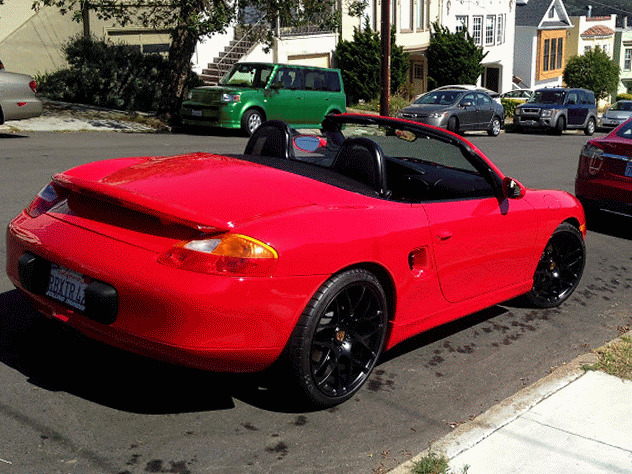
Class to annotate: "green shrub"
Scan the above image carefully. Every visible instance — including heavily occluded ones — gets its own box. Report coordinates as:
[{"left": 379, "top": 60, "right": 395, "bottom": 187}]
[
  {"left": 37, "top": 36, "right": 203, "bottom": 112},
  {"left": 335, "top": 26, "right": 410, "bottom": 105},
  {"left": 501, "top": 98, "right": 523, "bottom": 118},
  {"left": 616, "top": 93, "right": 632, "bottom": 101}
]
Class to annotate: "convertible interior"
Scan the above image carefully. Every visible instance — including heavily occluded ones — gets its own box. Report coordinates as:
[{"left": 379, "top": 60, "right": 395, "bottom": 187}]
[{"left": 241, "top": 120, "right": 498, "bottom": 203}]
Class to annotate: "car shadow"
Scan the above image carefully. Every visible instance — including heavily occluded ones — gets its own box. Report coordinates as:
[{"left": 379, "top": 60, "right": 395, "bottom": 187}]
[
  {"left": 379, "top": 305, "right": 508, "bottom": 364},
  {"left": 0, "top": 290, "right": 530, "bottom": 414},
  {"left": 0, "top": 289, "right": 267, "bottom": 414},
  {"left": 0, "top": 132, "right": 30, "bottom": 139},
  {"left": 585, "top": 210, "right": 632, "bottom": 240},
  {"left": 171, "top": 124, "right": 246, "bottom": 137}
]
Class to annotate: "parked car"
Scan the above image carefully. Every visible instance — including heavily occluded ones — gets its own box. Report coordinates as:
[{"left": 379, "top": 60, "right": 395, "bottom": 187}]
[
  {"left": 6, "top": 114, "right": 586, "bottom": 408},
  {"left": 180, "top": 62, "right": 347, "bottom": 135},
  {"left": 397, "top": 88, "right": 504, "bottom": 136},
  {"left": 513, "top": 87, "right": 597, "bottom": 135},
  {"left": 575, "top": 118, "right": 632, "bottom": 217},
  {"left": 599, "top": 100, "right": 632, "bottom": 130},
  {"left": 0, "top": 68, "right": 43, "bottom": 124},
  {"left": 414, "top": 84, "right": 500, "bottom": 102},
  {"left": 500, "top": 89, "right": 533, "bottom": 100}
]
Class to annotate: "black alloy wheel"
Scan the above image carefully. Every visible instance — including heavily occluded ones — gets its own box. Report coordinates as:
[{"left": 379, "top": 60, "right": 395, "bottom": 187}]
[
  {"left": 284, "top": 269, "right": 388, "bottom": 407},
  {"left": 525, "top": 222, "right": 586, "bottom": 308}
]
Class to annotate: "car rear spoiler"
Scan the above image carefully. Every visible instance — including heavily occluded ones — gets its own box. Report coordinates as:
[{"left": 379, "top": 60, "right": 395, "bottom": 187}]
[{"left": 52, "top": 172, "right": 231, "bottom": 233}]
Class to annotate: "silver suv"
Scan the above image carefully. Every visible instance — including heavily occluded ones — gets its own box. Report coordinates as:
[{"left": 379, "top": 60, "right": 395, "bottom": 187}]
[{"left": 513, "top": 88, "right": 597, "bottom": 135}]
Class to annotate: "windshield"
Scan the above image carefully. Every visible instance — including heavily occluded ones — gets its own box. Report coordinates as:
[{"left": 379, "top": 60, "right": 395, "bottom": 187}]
[
  {"left": 610, "top": 101, "right": 632, "bottom": 111},
  {"left": 528, "top": 90, "right": 565, "bottom": 105},
  {"left": 414, "top": 91, "right": 461, "bottom": 106},
  {"left": 220, "top": 63, "right": 274, "bottom": 88}
]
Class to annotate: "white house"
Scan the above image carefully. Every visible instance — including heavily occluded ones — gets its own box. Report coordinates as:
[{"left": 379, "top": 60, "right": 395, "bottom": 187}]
[
  {"left": 440, "top": 0, "right": 516, "bottom": 93},
  {"left": 513, "top": 0, "right": 573, "bottom": 89}
]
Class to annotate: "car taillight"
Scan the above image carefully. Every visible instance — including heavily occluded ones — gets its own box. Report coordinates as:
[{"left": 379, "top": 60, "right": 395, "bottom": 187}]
[
  {"left": 25, "top": 183, "right": 69, "bottom": 218},
  {"left": 577, "top": 144, "right": 604, "bottom": 178},
  {"left": 158, "top": 233, "right": 278, "bottom": 276},
  {"left": 29, "top": 80, "right": 37, "bottom": 93}
]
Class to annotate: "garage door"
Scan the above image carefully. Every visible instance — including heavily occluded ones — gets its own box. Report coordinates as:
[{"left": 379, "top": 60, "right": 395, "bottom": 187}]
[{"left": 287, "top": 54, "right": 330, "bottom": 68}]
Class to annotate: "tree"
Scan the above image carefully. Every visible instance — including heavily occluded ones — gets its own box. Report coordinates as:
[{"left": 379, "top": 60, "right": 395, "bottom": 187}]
[
  {"left": 426, "top": 22, "right": 487, "bottom": 90},
  {"left": 563, "top": 47, "right": 620, "bottom": 101},
  {"left": 28, "top": 0, "right": 338, "bottom": 120},
  {"left": 335, "top": 26, "right": 409, "bottom": 104}
]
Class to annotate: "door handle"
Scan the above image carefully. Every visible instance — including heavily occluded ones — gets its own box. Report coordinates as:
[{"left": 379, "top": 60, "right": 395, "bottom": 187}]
[{"left": 437, "top": 230, "right": 453, "bottom": 241}]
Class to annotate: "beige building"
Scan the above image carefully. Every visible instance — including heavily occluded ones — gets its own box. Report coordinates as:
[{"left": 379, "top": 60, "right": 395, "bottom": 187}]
[
  {"left": 566, "top": 15, "right": 617, "bottom": 59},
  {"left": 0, "top": 0, "right": 170, "bottom": 76}
]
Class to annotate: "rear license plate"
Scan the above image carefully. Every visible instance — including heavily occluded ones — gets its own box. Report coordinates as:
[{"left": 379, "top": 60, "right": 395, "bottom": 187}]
[
  {"left": 192, "top": 109, "right": 203, "bottom": 117},
  {"left": 626, "top": 161, "right": 632, "bottom": 178},
  {"left": 46, "top": 264, "right": 88, "bottom": 311}
]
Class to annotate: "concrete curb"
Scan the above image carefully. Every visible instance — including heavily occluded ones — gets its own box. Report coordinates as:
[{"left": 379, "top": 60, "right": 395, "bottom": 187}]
[{"left": 388, "top": 351, "right": 603, "bottom": 473}]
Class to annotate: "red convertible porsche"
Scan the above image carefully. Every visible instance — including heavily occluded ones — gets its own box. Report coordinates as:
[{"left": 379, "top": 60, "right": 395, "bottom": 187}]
[{"left": 6, "top": 114, "right": 586, "bottom": 407}]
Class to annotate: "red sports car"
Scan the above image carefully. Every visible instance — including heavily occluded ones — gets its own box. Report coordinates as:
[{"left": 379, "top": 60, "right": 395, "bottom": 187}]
[
  {"left": 576, "top": 117, "right": 632, "bottom": 217},
  {"left": 6, "top": 114, "right": 586, "bottom": 407}
]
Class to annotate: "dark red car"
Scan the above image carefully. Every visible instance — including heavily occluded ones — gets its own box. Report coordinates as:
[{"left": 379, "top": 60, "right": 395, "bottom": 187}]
[
  {"left": 6, "top": 114, "right": 586, "bottom": 407},
  {"left": 576, "top": 118, "right": 632, "bottom": 217}
]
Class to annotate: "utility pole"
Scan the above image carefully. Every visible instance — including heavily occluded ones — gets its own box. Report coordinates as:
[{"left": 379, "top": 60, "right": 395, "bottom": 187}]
[
  {"left": 380, "top": 0, "right": 391, "bottom": 116},
  {"left": 82, "top": 1, "right": 90, "bottom": 37}
]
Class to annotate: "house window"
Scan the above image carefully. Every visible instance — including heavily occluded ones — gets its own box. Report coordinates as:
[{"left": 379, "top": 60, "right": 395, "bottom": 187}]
[
  {"left": 472, "top": 16, "right": 483, "bottom": 45},
  {"left": 485, "top": 16, "right": 495, "bottom": 45},
  {"left": 391, "top": 0, "right": 396, "bottom": 26},
  {"left": 539, "top": 31, "right": 565, "bottom": 79},
  {"left": 549, "top": 38, "right": 559, "bottom": 70},
  {"left": 456, "top": 15, "right": 468, "bottom": 33},
  {"left": 584, "top": 45, "right": 591, "bottom": 54},
  {"left": 548, "top": 7, "right": 555, "bottom": 18},
  {"left": 400, "top": 0, "right": 412, "bottom": 31},
  {"left": 556, "top": 37, "right": 563, "bottom": 69},
  {"left": 414, "top": 63, "right": 424, "bottom": 79},
  {"left": 496, "top": 15, "right": 504, "bottom": 44},
  {"left": 416, "top": 0, "right": 425, "bottom": 30},
  {"left": 625, "top": 49, "right": 632, "bottom": 70}
]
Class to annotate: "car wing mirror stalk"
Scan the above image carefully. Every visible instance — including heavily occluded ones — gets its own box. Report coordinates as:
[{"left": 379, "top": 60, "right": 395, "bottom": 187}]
[{"left": 502, "top": 177, "right": 526, "bottom": 199}]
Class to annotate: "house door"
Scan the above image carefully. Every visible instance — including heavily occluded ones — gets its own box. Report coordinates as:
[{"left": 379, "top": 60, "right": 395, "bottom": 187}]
[{"left": 483, "top": 67, "right": 500, "bottom": 93}]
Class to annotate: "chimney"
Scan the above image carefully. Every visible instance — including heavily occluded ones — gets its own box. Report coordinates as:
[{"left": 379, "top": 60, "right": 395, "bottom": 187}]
[{"left": 587, "top": 5, "right": 592, "bottom": 18}]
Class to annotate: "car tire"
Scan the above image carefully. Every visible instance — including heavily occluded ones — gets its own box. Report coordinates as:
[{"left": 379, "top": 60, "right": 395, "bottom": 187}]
[
  {"left": 487, "top": 116, "right": 502, "bottom": 136},
  {"left": 447, "top": 116, "right": 459, "bottom": 133},
  {"left": 282, "top": 269, "right": 388, "bottom": 408},
  {"left": 524, "top": 222, "right": 586, "bottom": 308},
  {"left": 584, "top": 117, "right": 596, "bottom": 136},
  {"left": 241, "top": 109, "right": 264, "bottom": 136},
  {"left": 554, "top": 116, "right": 565, "bottom": 135}
]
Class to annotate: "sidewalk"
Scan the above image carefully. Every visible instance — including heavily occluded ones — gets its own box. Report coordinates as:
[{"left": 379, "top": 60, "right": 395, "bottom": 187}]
[
  {"left": 390, "top": 332, "right": 632, "bottom": 474},
  {"left": 0, "top": 99, "right": 162, "bottom": 133}
]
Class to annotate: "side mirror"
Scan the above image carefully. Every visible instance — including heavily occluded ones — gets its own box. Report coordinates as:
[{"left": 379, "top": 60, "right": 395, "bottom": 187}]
[
  {"left": 460, "top": 100, "right": 474, "bottom": 108},
  {"left": 502, "top": 177, "right": 526, "bottom": 199}
]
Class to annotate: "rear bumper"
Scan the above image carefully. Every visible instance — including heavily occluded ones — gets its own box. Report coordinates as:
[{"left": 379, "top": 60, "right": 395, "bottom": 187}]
[
  {"left": 6, "top": 212, "right": 324, "bottom": 372},
  {"left": 575, "top": 176, "right": 632, "bottom": 216},
  {"left": 1, "top": 97, "right": 43, "bottom": 122}
]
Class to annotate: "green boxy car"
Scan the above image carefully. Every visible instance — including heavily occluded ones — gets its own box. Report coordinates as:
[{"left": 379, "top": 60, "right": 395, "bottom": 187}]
[{"left": 180, "top": 62, "right": 347, "bottom": 135}]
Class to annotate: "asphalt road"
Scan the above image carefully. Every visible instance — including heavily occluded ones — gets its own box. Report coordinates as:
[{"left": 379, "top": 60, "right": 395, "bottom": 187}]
[{"left": 0, "top": 129, "right": 631, "bottom": 474}]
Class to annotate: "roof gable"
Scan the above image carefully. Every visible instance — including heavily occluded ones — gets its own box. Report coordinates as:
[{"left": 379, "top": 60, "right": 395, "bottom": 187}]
[{"left": 516, "top": 0, "right": 572, "bottom": 28}]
